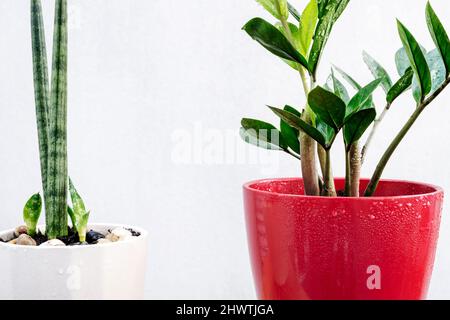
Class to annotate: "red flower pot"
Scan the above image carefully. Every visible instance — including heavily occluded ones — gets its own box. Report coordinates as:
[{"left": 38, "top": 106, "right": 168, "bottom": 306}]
[{"left": 243, "top": 178, "right": 444, "bottom": 300}]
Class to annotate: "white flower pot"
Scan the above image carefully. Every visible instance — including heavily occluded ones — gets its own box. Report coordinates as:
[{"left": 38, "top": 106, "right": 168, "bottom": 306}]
[{"left": 0, "top": 223, "right": 148, "bottom": 300}]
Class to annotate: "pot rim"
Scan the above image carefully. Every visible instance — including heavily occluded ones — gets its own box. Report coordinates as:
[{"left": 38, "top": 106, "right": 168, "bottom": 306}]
[
  {"left": 243, "top": 177, "right": 444, "bottom": 200},
  {"left": 0, "top": 223, "right": 148, "bottom": 250}
]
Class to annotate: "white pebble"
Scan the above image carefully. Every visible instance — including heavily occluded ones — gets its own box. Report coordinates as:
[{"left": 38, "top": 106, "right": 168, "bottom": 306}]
[
  {"left": 40, "top": 239, "right": 66, "bottom": 247},
  {"left": 107, "top": 227, "right": 132, "bottom": 242}
]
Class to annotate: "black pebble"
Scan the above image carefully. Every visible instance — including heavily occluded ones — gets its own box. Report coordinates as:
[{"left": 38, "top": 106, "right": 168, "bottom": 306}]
[
  {"left": 86, "top": 230, "right": 105, "bottom": 243},
  {"left": 69, "top": 241, "right": 89, "bottom": 246},
  {"left": 126, "top": 228, "right": 141, "bottom": 237}
]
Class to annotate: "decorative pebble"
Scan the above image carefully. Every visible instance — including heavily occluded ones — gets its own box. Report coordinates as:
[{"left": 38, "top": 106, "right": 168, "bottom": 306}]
[
  {"left": 96, "top": 238, "right": 112, "bottom": 244},
  {"left": 86, "top": 230, "right": 105, "bottom": 244},
  {"left": 127, "top": 228, "right": 141, "bottom": 237},
  {"left": 14, "top": 225, "right": 28, "bottom": 237},
  {"left": 106, "top": 227, "right": 132, "bottom": 242},
  {"left": 69, "top": 242, "right": 88, "bottom": 246},
  {"left": 39, "top": 239, "right": 66, "bottom": 247},
  {"left": 16, "top": 234, "right": 37, "bottom": 246},
  {"left": 105, "top": 233, "right": 116, "bottom": 242}
]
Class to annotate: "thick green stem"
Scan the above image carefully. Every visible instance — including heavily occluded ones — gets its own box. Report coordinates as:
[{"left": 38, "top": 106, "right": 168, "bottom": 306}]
[
  {"left": 349, "top": 142, "right": 361, "bottom": 197},
  {"left": 281, "top": 17, "right": 319, "bottom": 196},
  {"left": 298, "top": 66, "right": 311, "bottom": 94},
  {"left": 322, "top": 149, "right": 337, "bottom": 197},
  {"left": 300, "top": 117, "right": 320, "bottom": 195},
  {"left": 317, "top": 144, "right": 327, "bottom": 178},
  {"left": 46, "top": 0, "right": 68, "bottom": 238},
  {"left": 31, "top": 0, "right": 50, "bottom": 196},
  {"left": 344, "top": 150, "right": 350, "bottom": 196},
  {"left": 365, "top": 76, "right": 450, "bottom": 196}
]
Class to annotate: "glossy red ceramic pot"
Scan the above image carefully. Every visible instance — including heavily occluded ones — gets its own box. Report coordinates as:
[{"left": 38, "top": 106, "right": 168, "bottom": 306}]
[{"left": 243, "top": 178, "right": 443, "bottom": 300}]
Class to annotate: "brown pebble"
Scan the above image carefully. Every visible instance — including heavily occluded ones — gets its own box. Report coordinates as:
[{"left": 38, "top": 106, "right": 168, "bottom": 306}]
[
  {"left": 105, "top": 233, "right": 119, "bottom": 242},
  {"left": 14, "top": 225, "right": 28, "bottom": 237},
  {"left": 16, "top": 234, "right": 37, "bottom": 246}
]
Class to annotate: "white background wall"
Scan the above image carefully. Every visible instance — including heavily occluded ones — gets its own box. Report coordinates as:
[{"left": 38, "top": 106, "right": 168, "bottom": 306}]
[{"left": 0, "top": 0, "right": 449, "bottom": 299}]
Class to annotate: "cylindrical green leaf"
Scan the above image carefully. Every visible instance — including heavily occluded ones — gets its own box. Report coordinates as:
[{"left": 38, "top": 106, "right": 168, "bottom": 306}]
[
  {"left": 31, "top": 0, "right": 50, "bottom": 196},
  {"left": 46, "top": 0, "right": 68, "bottom": 239}
]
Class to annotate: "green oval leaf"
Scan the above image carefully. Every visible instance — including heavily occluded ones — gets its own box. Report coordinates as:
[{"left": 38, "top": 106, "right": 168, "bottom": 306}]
[
  {"left": 426, "top": 1, "right": 450, "bottom": 76},
  {"left": 395, "top": 47, "right": 442, "bottom": 102},
  {"left": 410, "top": 49, "right": 446, "bottom": 102},
  {"left": 275, "top": 23, "right": 303, "bottom": 69},
  {"left": 395, "top": 48, "right": 411, "bottom": 76},
  {"left": 308, "top": 0, "right": 350, "bottom": 79},
  {"left": 397, "top": 20, "right": 432, "bottom": 101},
  {"left": 344, "top": 108, "right": 377, "bottom": 148},
  {"left": 386, "top": 67, "right": 414, "bottom": 104},
  {"left": 315, "top": 117, "right": 335, "bottom": 146},
  {"left": 427, "top": 49, "right": 446, "bottom": 93},
  {"left": 240, "top": 118, "right": 287, "bottom": 151},
  {"left": 256, "top": 0, "right": 284, "bottom": 20},
  {"left": 276, "top": 22, "right": 301, "bottom": 50},
  {"left": 243, "top": 18, "right": 309, "bottom": 70},
  {"left": 308, "top": 86, "right": 346, "bottom": 132},
  {"left": 346, "top": 78, "right": 382, "bottom": 118},
  {"left": 395, "top": 46, "right": 428, "bottom": 76},
  {"left": 299, "top": 0, "right": 318, "bottom": 57},
  {"left": 268, "top": 106, "right": 328, "bottom": 148},
  {"left": 280, "top": 105, "right": 301, "bottom": 154},
  {"left": 362, "top": 51, "right": 393, "bottom": 93}
]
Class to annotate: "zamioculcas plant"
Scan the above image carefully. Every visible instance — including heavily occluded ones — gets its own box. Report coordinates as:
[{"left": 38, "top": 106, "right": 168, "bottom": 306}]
[
  {"left": 241, "top": 0, "right": 450, "bottom": 198},
  {"left": 242, "top": 1, "right": 449, "bottom": 300},
  {"left": 241, "top": 0, "right": 350, "bottom": 196},
  {"left": 27, "top": 0, "right": 90, "bottom": 240}
]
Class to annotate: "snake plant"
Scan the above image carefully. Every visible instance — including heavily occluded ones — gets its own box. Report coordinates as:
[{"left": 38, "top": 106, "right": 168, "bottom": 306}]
[
  {"left": 26, "top": 0, "right": 90, "bottom": 240},
  {"left": 241, "top": 0, "right": 450, "bottom": 197}
]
